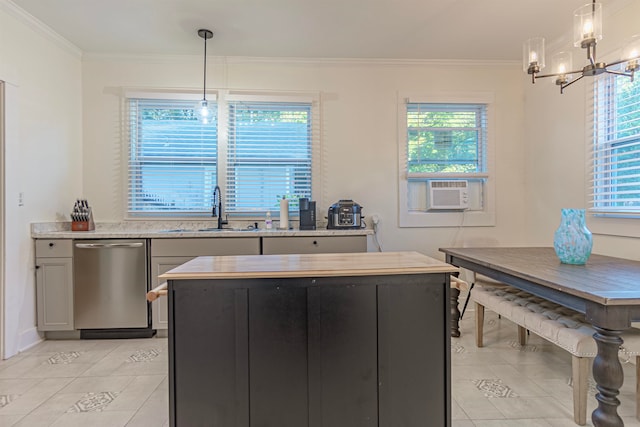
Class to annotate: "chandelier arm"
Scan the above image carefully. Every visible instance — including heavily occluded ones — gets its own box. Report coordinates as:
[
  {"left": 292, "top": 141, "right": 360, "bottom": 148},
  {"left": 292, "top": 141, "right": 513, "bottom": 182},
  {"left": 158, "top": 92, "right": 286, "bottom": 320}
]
[
  {"left": 536, "top": 68, "right": 583, "bottom": 79},
  {"left": 605, "top": 69, "right": 633, "bottom": 77},
  {"left": 606, "top": 56, "right": 640, "bottom": 68},
  {"left": 560, "top": 75, "right": 584, "bottom": 94}
]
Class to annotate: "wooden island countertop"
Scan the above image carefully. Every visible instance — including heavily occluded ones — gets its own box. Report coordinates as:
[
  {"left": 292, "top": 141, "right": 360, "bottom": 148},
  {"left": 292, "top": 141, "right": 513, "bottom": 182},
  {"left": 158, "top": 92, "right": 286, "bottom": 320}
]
[{"left": 159, "top": 250, "right": 458, "bottom": 280}]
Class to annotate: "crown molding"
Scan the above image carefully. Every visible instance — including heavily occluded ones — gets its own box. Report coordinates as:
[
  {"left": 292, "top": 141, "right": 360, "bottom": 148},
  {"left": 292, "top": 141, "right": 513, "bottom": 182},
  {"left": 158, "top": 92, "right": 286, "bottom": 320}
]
[
  {"left": 82, "top": 52, "right": 518, "bottom": 68},
  {"left": 0, "top": 0, "right": 82, "bottom": 58}
]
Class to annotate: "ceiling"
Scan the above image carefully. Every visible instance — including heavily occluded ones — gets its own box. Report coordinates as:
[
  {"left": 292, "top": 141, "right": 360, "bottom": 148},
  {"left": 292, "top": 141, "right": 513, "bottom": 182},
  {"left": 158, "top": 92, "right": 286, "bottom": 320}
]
[{"left": 10, "top": 0, "right": 628, "bottom": 60}]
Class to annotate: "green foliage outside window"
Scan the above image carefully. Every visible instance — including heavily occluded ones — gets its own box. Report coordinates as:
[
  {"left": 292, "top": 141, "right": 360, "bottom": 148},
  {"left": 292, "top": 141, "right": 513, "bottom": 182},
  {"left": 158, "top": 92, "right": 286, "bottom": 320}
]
[{"left": 407, "top": 104, "right": 485, "bottom": 174}]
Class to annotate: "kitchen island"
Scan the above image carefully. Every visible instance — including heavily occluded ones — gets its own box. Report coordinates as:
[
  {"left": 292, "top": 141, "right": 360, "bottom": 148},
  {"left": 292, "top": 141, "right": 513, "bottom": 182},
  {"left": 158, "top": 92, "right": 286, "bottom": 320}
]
[{"left": 160, "top": 251, "right": 457, "bottom": 427}]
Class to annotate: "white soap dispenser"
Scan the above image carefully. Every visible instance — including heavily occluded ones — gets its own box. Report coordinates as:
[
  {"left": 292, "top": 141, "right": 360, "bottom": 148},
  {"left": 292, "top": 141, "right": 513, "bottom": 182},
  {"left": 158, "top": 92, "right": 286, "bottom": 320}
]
[{"left": 265, "top": 211, "right": 273, "bottom": 229}]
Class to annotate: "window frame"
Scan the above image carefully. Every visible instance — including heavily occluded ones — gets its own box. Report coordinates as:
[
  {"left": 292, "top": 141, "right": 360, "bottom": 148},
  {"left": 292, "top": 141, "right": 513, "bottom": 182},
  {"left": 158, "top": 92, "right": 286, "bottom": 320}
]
[
  {"left": 123, "top": 89, "right": 321, "bottom": 220},
  {"left": 397, "top": 92, "right": 496, "bottom": 228},
  {"left": 589, "top": 71, "right": 640, "bottom": 217}
]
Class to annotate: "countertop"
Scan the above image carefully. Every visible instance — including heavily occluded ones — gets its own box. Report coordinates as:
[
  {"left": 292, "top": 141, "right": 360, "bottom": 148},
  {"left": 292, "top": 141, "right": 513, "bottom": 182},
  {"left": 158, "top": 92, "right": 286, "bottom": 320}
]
[
  {"left": 160, "top": 251, "right": 457, "bottom": 280},
  {"left": 31, "top": 221, "right": 373, "bottom": 239}
]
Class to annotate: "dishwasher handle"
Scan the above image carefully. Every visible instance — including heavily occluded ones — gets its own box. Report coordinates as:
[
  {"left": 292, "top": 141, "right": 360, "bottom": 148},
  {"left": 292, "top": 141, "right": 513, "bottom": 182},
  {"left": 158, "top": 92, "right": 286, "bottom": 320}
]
[{"left": 75, "top": 242, "right": 144, "bottom": 249}]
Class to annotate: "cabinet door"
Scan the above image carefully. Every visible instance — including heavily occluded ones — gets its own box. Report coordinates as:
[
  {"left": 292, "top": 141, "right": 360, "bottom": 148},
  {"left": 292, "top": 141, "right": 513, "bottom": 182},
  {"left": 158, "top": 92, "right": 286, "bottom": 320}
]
[
  {"left": 308, "top": 284, "right": 378, "bottom": 427},
  {"left": 35, "top": 257, "right": 74, "bottom": 331},
  {"left": 262, "top": 236, "right": 367, "bottom": 254},
  {"left": 151, "top": 257, "right": 194, "bottom": 330},
  {"left": 377, "top": 275, "right": 448, "bottom": 426}
]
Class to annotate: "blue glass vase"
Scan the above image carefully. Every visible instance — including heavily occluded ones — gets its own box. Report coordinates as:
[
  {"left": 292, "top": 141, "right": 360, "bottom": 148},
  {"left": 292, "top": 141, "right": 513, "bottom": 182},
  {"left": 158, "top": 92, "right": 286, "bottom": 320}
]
[{"left": 553, "top": 208, "right": 593, "bottom": 265}]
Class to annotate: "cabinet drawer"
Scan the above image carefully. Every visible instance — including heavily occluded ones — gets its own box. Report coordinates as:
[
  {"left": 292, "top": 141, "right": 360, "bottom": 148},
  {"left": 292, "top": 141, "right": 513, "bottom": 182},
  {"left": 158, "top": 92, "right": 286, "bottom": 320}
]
[
  {"left": 262, "top": 236, "right": 367, "bottom": 255},
  {"left": 35, "top": 239, "right": 73, "bottom": 258},
  {"left": 152, "top": 238, "right": 260, "bottom": 257}
]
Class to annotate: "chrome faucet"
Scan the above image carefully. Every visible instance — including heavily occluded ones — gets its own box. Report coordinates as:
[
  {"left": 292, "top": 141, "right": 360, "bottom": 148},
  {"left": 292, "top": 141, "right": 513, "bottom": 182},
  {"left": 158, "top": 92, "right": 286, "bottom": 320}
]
[{"left": 212, "top": 186, "right": 228, "bottom": 229}]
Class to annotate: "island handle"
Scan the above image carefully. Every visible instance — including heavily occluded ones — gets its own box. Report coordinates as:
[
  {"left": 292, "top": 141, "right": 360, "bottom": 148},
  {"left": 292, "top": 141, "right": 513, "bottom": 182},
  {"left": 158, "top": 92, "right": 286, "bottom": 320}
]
[{"left": 147, "top": 282, "right": 168, "bottom": 302}]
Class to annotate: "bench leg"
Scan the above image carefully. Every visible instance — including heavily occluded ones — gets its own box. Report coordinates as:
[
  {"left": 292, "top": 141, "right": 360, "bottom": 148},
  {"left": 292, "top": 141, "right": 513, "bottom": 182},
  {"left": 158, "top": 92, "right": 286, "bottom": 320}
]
[
  {"left": 572, "top": 355, "right": 589, "bottom": 426},
  {"left": 518, "top": 326, "right": 527, "bottom": 346},
  {"left": 475, "top": 302, "right": 484, "bottom": 348}
]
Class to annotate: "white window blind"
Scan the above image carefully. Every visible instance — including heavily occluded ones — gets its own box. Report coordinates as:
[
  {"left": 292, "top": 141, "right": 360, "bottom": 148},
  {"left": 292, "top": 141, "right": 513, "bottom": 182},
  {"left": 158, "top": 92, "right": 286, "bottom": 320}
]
[
  {"left": 127, "top": 98, "right": 218, "bottom": 216},
  {"left": 590, "top": 72, "right": 640, "bottom": 215},
  {"left": 406, "top": 103, "right": 487, "bottom": 177},
  {"left": 226, "top": 100, "right": 312, "bottom": 214}
]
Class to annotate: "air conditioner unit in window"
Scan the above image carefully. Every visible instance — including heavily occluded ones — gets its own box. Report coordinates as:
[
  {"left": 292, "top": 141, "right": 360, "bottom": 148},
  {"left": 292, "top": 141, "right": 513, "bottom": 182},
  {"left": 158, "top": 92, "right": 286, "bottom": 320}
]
[{"left": 427, "top": 180, "right": 469, "bottom": 210}]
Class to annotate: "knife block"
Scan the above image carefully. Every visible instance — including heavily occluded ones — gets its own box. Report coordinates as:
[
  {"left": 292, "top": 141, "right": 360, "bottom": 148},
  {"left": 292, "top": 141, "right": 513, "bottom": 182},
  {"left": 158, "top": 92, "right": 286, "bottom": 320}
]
[{"left": 71, "top": 209, "right": 95, "bottom": 231}]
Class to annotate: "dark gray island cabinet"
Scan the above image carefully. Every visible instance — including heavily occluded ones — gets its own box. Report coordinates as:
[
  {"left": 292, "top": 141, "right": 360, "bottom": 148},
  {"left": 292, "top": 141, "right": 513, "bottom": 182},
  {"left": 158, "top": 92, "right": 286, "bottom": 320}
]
[{"left": 161, "top": 251, "right": 457, "bottom": 427}]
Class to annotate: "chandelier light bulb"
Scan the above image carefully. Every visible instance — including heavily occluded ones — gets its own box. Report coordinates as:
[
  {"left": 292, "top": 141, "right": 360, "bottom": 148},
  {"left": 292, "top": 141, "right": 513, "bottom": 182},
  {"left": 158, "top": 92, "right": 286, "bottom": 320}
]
[
  {"left": 573, "top": 2, "right": 602, "bottom": 47},
  {"left": 582, "top": 20, "right": 593, "bottom": 39},
  {"left": 198, "top": 99, "right": 214, "bottom": 124},
  {"left": 523, "top": 37, "right": 545, "bottom": 73}
]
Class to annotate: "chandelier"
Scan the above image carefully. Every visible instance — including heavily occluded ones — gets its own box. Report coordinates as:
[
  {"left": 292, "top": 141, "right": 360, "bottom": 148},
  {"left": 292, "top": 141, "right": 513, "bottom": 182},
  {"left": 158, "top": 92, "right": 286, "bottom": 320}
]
[{"left": 523, "top": 0, "right": 640, "bottom": 94}]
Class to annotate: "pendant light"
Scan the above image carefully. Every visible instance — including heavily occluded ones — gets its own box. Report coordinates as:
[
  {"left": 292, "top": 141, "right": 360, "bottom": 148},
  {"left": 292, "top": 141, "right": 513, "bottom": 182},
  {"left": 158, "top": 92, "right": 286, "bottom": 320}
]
[
  {"left": 523, "top": 0, "right": 640, "bottom": 94},
  {"left": 196, "top": 29, "right": 214, "bottom": 124}
]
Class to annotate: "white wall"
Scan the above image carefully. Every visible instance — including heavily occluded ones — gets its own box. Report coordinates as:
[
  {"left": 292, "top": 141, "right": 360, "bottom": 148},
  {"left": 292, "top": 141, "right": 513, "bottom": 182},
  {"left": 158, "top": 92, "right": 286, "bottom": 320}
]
[
  {"left": 0, "top": 2, "right": 83, "bottom": 358},
  {"left": 523, "top": 0, "right": 640, "bottom": 259},
  {"left": 82, "top": 57, "right": 529, "bottom": 260}
]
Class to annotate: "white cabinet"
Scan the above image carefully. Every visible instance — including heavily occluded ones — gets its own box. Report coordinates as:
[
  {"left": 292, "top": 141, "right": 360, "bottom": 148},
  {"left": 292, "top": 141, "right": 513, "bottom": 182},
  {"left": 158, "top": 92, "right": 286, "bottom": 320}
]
[
  {"left": 35, "top": 239, "right": 74, "bottom": 331},
  {"left": 150, "top": 238, "right": 261, "bottom": 330},
  {"left": 262, "top": 235, "right": 367, "bottom": 255}
]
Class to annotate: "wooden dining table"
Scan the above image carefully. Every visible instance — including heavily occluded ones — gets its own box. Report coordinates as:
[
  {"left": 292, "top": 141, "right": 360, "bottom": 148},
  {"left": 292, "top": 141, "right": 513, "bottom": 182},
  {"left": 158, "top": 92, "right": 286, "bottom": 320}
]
[{"left": 440, "top": 247, "right": 640, "bottom": 427}]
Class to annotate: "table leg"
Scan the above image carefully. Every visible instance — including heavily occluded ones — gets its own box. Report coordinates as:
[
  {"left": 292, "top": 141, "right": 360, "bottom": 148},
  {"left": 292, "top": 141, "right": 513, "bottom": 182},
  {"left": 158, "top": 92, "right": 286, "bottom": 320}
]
[
  {"left": 591, "top": 326, "right": 624, "bottom": 427},
  {"left": 450, "top": 286, "right": 461, "bottom": 337}
]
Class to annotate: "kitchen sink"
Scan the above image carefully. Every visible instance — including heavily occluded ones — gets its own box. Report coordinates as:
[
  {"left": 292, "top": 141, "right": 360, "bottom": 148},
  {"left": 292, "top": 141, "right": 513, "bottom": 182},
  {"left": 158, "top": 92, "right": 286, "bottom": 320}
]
[
  {"left": 159, "top": 227, "right": 259, "bottom": 233},
  {"left": 198, "top": 227, "right": 259, "bottom": 232}
]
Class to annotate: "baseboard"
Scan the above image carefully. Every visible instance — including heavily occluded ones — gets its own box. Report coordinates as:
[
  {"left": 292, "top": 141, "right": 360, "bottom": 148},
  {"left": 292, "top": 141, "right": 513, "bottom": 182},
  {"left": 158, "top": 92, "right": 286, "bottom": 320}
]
[{"left": 17, "top": 326, "right": 43, "bottom": 353}]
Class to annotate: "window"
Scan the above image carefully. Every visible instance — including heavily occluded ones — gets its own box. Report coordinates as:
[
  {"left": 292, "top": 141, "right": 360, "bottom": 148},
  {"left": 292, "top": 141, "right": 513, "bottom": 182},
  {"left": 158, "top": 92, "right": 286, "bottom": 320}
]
[
  {"left": 398, "top": 93, "right": 495, "bottom": 227},
  {"left": 127, "top": 98, "right": 218, "bottom": 216},
  {"left": 226, "top": 101, "right": 312, "bottom": 215},
  {"left": 591, "top": 73, "right": 640, "bottom": 215},
  {"left": 406, "top": 103, "right": 487, "bottom": 175},
  {"left": 126, "top": 92, "right": 318, "bottom": 218}
]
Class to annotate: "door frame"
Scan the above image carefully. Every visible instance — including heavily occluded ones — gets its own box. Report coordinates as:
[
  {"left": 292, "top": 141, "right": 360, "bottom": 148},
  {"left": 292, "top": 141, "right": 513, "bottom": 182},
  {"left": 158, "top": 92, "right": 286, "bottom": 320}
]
[{"left": 0, "top": 81, "right": 6, "bottom": 358}]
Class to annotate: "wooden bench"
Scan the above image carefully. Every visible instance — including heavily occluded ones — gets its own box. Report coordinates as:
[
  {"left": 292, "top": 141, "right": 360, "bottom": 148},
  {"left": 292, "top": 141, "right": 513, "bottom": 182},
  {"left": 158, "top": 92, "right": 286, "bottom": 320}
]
[{"left": 472, "top": 279, "right": 640, "bottom": 425}]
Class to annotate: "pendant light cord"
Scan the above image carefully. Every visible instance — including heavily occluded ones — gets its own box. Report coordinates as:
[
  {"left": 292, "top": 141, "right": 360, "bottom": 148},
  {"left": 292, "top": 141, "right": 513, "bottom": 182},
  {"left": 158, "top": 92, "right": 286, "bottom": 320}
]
[
  {"left": 202, "top": 34, "right": 208, "bottom": 101},
  {"left": 198, "top": 29, "right": 213, "bottom": 101}
]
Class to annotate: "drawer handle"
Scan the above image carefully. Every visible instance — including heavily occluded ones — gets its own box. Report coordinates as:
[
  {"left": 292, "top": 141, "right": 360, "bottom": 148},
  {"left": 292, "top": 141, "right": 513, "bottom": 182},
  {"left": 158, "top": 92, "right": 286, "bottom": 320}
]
[
  {"left": 49, "top": 242, "right": 54, "bottom": 247},
  {"left": 75, "top": 242, "right": 144, "bottom": 249},
  {"left": 313, "top": 240, "right": 318, "bottom": 245}
]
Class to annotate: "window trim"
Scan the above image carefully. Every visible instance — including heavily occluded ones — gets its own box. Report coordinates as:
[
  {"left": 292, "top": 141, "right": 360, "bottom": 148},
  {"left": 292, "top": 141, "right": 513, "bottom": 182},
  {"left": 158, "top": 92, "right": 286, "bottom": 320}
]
[
  {"left": 397, "top": 91, "right": 496, "bottom": 228},
  {"left": 122, "top": 89, "right": 322, "bottom": 220},
  {"left": 585, "top": 68, "right": 640, "bottom": 238},
  {"left": 589, "top": 70, "right": 640, "bottom": 217}
]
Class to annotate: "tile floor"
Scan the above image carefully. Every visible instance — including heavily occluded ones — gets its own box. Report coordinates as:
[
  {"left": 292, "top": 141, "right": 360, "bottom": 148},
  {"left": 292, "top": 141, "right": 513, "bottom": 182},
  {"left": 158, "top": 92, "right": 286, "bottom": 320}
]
[{"left": 0, "top": 311, "right": 639, "bottom": 426}]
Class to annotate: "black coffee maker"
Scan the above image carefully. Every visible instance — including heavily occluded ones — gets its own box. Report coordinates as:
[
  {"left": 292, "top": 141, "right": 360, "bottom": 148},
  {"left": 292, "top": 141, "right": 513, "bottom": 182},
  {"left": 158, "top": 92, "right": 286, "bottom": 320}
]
[{"left": 299, "top": 198, "right": 316, "bottom": 230}]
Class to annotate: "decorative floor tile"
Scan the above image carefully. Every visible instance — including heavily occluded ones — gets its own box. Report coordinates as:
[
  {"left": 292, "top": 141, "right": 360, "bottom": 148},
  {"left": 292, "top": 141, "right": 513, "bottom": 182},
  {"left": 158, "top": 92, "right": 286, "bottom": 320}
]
[
  {"left": 127, "top": 349, "right": 161, "bottom": 363},
  {"left": 473, "top": 379, "right": 518, "bottom": 398},
  {"left": 452, "top": 342, "right": 466, "bottom": 354},
  {"left": 47, "top": 352, "right": 82, "bottom": 365},
  {"left": 67, "top": 391, "right": 120, "bottom": 413},
  {"left": 0, "top": 394, "right": 17, "bottom": 408}
]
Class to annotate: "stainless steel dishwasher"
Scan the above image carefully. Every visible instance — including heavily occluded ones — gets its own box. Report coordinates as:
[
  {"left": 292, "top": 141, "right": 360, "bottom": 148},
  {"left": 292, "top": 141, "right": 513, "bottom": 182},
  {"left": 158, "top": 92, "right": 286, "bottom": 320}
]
[{"left": 73, "top": 239, "right": 153, "bottom": 338}]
